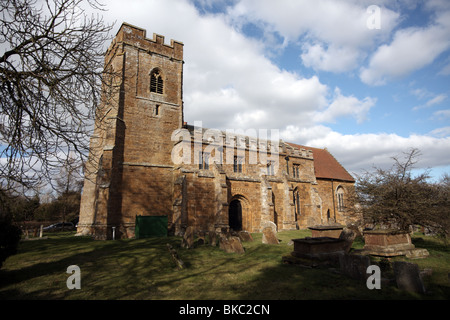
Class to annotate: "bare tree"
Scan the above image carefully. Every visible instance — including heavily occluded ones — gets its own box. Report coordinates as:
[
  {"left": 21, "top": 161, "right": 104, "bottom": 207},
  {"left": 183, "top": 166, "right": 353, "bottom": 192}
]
[
  {"left": 54, "top": 151, "right": 83, "bottom": 228},
  {"left": 351, "top": 148, "right": 449, "bottom": 237},
  {"left": 55, "top": 150, "right": 83, "bottom": 195},
  {"left": 0, "top": 0, "right": 114, "bottom": 192}
]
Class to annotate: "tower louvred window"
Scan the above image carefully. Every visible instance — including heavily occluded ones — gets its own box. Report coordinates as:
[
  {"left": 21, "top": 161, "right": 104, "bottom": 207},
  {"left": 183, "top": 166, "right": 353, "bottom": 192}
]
[{"left": 150, "top": 69, "right": 163, "bottom": 94}]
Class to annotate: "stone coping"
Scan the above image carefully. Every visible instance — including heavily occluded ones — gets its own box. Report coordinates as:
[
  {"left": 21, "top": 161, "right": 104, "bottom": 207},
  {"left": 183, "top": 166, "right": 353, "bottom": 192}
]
[
  {"left": 292, "top": 237, "right": 345, "bottom": 245},
  {"left": 308, "top": 224, "right": 345, "bottom": 230},
  {"left": 363, "top": 229, "right": 410, "bottom": 235}
]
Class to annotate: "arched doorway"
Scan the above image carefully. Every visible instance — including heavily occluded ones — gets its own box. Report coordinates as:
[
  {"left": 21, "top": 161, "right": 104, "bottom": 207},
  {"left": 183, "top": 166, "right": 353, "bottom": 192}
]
[{"left": 229, "top": 199, "right": 242, "bottom": 231}]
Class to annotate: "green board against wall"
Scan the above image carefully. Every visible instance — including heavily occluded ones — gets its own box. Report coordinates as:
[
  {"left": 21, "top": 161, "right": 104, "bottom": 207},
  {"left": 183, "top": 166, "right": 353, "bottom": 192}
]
[{"left": 135, "top": 215, "right": 168, "bottom": 239}]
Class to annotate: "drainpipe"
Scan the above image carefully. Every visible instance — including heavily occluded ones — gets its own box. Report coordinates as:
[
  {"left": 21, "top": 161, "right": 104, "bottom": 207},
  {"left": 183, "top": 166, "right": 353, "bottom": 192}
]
[
  {"left": 285, "top": 156, "right": 289, "bottom": 176},
  {"left": 331, "top": 179, "right": 336, "bottom": 222}
]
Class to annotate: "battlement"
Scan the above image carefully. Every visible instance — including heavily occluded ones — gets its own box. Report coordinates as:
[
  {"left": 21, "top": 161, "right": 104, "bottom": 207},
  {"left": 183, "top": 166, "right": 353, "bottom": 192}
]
[
  {"left": 282, "top": 142, "right": 314, "bottom": 160},
  {"left": 107, "top": 22, "right": 184, "bottom": 61}
]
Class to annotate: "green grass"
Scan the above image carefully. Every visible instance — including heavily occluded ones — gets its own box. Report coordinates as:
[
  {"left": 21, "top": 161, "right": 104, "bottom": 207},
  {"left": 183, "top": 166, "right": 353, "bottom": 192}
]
[{"left": 0, "top": 230, "right": 449, "bottom": 300}]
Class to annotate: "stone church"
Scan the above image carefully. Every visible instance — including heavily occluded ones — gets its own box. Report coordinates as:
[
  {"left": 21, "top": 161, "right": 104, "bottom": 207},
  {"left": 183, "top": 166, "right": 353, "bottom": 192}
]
[{"left": 77, "top": 23, "right": 356, "bottom": 240}]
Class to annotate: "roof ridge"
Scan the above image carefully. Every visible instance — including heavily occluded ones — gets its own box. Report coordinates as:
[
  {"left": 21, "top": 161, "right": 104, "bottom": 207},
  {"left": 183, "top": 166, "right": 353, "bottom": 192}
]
[
  {"left": 286, "top": 142, "right": 354, "bottom": 182},
  {"left": 321, "top": 147, "right": 355, "bottom": 182}
]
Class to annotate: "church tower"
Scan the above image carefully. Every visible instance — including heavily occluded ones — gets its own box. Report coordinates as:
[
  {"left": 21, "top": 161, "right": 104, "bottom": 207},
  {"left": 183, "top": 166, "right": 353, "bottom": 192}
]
[{"left": 78, "top": 23, "right": 184, "bottom": 239}]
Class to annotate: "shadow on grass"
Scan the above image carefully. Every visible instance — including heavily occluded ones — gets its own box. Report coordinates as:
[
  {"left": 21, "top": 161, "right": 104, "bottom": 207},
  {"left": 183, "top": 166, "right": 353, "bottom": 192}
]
[
  {"left": 1, "top": 231, "right": 449, "bottom": 300},
  {"left": 0, "top": 235, "right": 179, "bottom": 299}
]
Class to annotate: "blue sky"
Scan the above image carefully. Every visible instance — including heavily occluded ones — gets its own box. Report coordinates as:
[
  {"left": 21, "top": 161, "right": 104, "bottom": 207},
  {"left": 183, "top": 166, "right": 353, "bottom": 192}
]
[{"left": 101, "top": 0, "right": 450, "bottom": 180}]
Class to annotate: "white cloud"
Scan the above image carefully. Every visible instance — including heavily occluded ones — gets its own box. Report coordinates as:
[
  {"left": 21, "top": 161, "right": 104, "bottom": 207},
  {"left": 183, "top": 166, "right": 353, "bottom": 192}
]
[
  {"left": 439, "top": 62, "right": 450, "bottom": 75},
  {"left": 228, "top": 0, "right": 400, "bottom": 73},
  {"left": 360, "top": 11, "right": 450, "bottom": 85},
  {"left": 432, "top": 109, "right": 450, "bottom": 121},
  {"left": 279, "top": 122, "right": 450, "bottom": 177},
  {"left": 300, "top": 43, "right": 362, "bottom": 73},
  {"left": 425, "top": 94, "right": 447, "bottom": 107},
  {"left": 106, "top": 0, "right": 380, "bottom": 132},
  {"left": 429, "top": 126, "right": 450, "bottom": 138},
  {"left": 413, "top": 93, "right": 447, "bottom": 111},
  {"left": 313, "top": 88, "right": 376, "bottom": 124},
  {"left": 411, "top": 87, "right": 432, "bottom": 100},
  {"left": 101, "top": 0, "right": 450, "bottom": 179},
  {"left": 292, "top": 128, "right": 450, "bottom": 176}
]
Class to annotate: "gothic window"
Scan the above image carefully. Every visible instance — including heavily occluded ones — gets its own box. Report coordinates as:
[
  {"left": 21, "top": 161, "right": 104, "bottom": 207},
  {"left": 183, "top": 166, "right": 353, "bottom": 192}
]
[
  {"left": 199, "top": 152, "right": 210, "bottom": 170},
  {"left": 204, "top": 153, "right": 210, "bottom": 170},
  {"left": 267, "top": 161, "right": 275, "bottom": 176},
  {"left": 234, "top": 156, "right": 243, "bottom": 173},
  {"left": 293, "top": 189, "right": 300, "bottom": 218},
  {"left": 150, "top": 69, "right": 164, "bottom": 94},
  {"left": 198, "top": 151, "right": 203, "bottom": 170},
  {"left": 293, "top": 164, "right": 300, "bottom": 178},
  {"left": 336, "top": 186, "right": 345, "bottom": 211}
]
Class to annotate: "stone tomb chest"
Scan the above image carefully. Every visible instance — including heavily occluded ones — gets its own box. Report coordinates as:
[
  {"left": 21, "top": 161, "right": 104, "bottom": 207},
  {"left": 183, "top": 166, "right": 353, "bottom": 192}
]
[
  {"left": 291, "top": 237, "right": 346, "bottom": 262},
  {"left": 362, "top": 230, "right": 429, "bottom": 258},
  {"left": 308, "top": 224, "right": 345, "bottom": 239}
]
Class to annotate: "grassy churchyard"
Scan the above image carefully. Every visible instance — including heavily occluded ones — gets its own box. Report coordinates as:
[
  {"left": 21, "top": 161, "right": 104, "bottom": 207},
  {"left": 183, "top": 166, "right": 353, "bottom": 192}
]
[{"left": 0, "top": 229, "right": 449, "bottom": 300}]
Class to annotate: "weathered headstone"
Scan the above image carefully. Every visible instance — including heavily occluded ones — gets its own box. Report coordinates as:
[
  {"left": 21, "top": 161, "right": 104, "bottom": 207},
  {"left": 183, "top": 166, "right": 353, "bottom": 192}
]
[
  {"left": 238, "top": 231, "right": 253, "bottom": 242},
  {"left": 420, "top": 268, "right": 432, "bottom": 279},
  {"left": 262, "top": 227, "right": 279, "bottom": 244},
  {"left": 339, "top": 228, "right": 356, "bottom": 253},
  {"left": 208, "top": 231, "right": 217, "bottom": 246},
  {"left": 219, "top": 236, "right": 245, "bottom": 254},
  {"left": 196, "top": 232, "right": 206, "bottom": 246},
  {"left": 393, "top": 261, "right": 426, "bottom": 294},
  {"left": 167, "top": 244, "right": 185, "bottom": 269},
  {"left": 181, "top": 226, "right": 195, "bottom": 249},
  {"left": 262, "top": 221, "right": 277, "bottom": 233},
  {"left": 339, "top": 253, "right": 371, "bottom": 280}
]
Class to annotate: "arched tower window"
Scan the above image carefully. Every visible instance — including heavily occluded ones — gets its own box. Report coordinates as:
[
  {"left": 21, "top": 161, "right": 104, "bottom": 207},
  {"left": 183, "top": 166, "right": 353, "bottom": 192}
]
[{"left": 150, "top": 69, "right": 164, "bottom": 94}]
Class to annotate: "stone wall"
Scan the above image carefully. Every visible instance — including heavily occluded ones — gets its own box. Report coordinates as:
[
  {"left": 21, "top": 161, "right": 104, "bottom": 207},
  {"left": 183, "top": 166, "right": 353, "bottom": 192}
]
[{"left": 313, "top": 179, "right": 356, "bottom": 226}]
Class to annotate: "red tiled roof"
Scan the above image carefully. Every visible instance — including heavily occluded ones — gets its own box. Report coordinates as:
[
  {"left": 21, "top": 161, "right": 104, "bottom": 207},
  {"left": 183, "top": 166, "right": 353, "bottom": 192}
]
[{"left": 286, "top": 142, "right": 355, "bottom": 182}]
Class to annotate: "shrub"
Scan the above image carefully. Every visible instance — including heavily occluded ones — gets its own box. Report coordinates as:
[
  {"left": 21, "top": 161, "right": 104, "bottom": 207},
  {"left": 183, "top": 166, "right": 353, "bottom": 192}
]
[{"left": 0, "top": 219, "right": 22, "bottom": 269}]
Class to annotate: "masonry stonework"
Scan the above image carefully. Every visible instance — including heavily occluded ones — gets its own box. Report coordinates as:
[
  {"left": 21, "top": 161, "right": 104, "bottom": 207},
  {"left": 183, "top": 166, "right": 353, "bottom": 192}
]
[{"left": 77, "top": 23, "right": 357, "bottom": 240}]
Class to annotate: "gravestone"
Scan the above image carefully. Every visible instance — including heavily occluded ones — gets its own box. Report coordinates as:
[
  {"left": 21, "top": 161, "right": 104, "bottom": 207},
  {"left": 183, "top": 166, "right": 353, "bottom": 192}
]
[
  {"left": 167, "top": 244, "right": 185, "bottom": 269},
  {"left": 219, "top": 236, "right": 245, "bottom": 254},
  {"left": 393, "top": 261, "right": 426, "bottom": 294},
  {"left": 339, "top": 228, "right": 356, "bottom": 253},
  {"left": 262, "top": 221, "right": 277, "bottom": 233},
  {"left": 181, "top": 226, "right": 195, "bottom": 249},
  {"left": 262, "top": 227, "right": 279, "bottom": 244},
  {"left": 208, "top": 231, "right": 217, "bottom": 246},
  {"left": 339, "top": 253, "right": 371, "bottom": 280},
  {"left": 238, "top": 231, "right": 253, "bottom": 242}
]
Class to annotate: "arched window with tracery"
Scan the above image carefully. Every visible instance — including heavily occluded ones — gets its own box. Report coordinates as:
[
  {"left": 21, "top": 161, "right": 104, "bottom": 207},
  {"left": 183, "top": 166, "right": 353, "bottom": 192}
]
[
  {"left": 150, "top": 69, "right": 164, "bottom": 94},
  {"left": 336, "top": 186, "right": 345, "bottom": 212}
]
